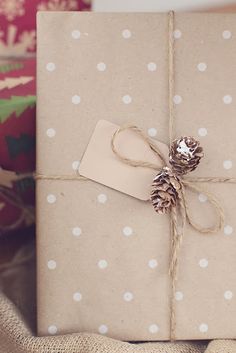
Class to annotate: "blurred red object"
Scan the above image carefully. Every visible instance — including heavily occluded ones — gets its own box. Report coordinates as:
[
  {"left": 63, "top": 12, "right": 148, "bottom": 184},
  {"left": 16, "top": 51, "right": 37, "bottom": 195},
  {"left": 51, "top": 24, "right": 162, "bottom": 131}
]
[
  {"left": 0, "top": 0, "right": 91, "bottom": 57},
  {"left": 0, "top": 58, "right": 35, "bottom": 235}
]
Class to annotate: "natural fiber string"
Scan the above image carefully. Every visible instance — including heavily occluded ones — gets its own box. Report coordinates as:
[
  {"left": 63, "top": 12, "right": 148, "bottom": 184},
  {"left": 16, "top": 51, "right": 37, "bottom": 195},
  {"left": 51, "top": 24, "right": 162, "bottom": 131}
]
[
  {"left": 168, "top": 10, "right": 177, "bottom": 340},
  {"left": 168, "top": 11, "right": 175, "bottom": 145}
]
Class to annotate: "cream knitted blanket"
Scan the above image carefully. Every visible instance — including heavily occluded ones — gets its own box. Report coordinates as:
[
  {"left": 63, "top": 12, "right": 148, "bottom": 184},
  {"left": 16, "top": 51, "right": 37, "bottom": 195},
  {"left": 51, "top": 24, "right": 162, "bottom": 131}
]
[{"left": 0, "top": 242, "right": 235, "bottom": 353}]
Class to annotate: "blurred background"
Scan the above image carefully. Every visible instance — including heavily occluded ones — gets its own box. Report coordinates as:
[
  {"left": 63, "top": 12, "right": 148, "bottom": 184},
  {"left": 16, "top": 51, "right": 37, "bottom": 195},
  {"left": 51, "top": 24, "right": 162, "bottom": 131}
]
[{"left": 0, "top": 0, "right": 236, "bottom": 331}]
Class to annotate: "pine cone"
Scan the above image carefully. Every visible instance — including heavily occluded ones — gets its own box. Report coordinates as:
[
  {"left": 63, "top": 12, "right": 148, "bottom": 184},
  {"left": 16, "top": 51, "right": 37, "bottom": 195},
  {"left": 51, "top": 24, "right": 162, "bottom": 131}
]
[
  {"left": 169, "top": 136, "right": 204, "bottom": 175},
  {"left": 150, "top": 167, "right": 181, "bottom": 214}
]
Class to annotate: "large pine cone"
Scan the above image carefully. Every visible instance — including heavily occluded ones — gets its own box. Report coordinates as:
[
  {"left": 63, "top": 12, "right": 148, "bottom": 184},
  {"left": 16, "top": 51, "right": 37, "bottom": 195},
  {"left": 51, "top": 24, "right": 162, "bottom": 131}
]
[
  {"left": 169, "top": 136, "right": 204, "bottom": 175},
  {"left": 150, "top": 167, "right": 181, "bottom": 214}
]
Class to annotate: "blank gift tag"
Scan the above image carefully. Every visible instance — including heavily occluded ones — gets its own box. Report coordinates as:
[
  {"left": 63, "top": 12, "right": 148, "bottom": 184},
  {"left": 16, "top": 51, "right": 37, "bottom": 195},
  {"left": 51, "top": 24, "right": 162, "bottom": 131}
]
[{"left": 79, "top": 120, "right": 169, "bottom": 201}]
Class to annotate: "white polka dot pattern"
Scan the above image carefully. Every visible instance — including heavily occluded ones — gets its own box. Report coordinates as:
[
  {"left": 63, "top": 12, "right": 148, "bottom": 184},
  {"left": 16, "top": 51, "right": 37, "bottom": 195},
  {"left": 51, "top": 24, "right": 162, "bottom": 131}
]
[
  {"left": 47, "top": 194, "right": 56, "bottom": 204},
  {"left": 122, "top": 95, "right": 132, "bottom": 104},
  {"left": 173, "top": 29, "right": 182, "bottom": 39},
  {"left": 46, "top": 128, "right": 56, "bottom": 138},
  {"left": 198, "top": 128, "right": 207, "bottom": 137},
  {"left": 173, "top": 95, "right": 182, "bottom": 104},
  {"left": 97, "top": 62, "right": 106, "bottom": 71},
  {"left": 98, "top": 325, "right": 108, "bottom": 334},
  {"left": 123, "top": 226, "right": 133, "bottom": 236},
  {"left": 48, "top": 325, "right": 57, "bottom": 335},
  {"left": 223, "top": 160, "right": 232, "bottom": 170},
  {"left": 199, "top": 323, "right": 208, "bottom": 333},
  {"left": 222, "top": 30, "right": 232, "bottom": 39},
  {"left": 224, "top": 225, "right": 233, "bottom": 235},
  {"left": 123, "top": 292, "right": 134, "bottom": 302},
  {"left": 148, "top": 259, "right": 158, "bottom": 269},
  {"left": 197, "top": 62, "right": 207, "bottom": 72},
  {"left": 122, "top": 29, "right": 131, "bottom": 39},
  {"left": 199, "top": 259, "right": 208, "bottom": 268},
  {"left": 71, "top": 30, "right": 81, "bottom": 39},
  {"left": 149, "top": 324, "right": 159, "bottom": 334},
  {"left": 223, "top": 95, "right": 232, "bottom": 104},
  {"left": 198, "top": 194, "right": 207, "bottom": 203},
  {"left": 46, "top": 62, "right": 56, "bottom": 72},
  {"left": 147, "top": 62, "right": 157, "bottom": 71},
  {"left": 224, "top": 290, "right": 233, "bottom": 300},
  {"left": 148, "top": 128, "right": 157, "bottom": 137},
  {"left": 72, "top": 227, "right": 82, "bottom": 237},
  {"left": 73, "top": 292, "right": 82, "bottom": 302},
  {"left": 72, "top": 160, "right": 80, "bottom": 170},
  {"left": 47, "top": 260, "right": 57, "bottom": 270},
  {"left": 72, "top": 95, "right": 81, "bottom": 104},
  {"left": 175, "top": 291, "right": 184, "bottom": 301},
  {"left": 98, "top": 259, "right": 108, "bottom": 269},
  {"left": 97, "top": 193, "right": 107, "bottom": 203}
]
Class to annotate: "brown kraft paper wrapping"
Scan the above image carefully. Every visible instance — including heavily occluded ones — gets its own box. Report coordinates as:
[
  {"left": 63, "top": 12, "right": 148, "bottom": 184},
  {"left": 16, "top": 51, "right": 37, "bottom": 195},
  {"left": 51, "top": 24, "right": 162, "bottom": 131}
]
[{"left": 36, "top": 12, "right": 236, "bottom": 341}]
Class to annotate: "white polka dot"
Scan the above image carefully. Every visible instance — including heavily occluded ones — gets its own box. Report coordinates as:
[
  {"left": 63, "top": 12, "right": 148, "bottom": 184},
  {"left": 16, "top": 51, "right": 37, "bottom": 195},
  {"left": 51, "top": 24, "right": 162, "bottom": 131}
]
[
  {"left": 198, "top": 128, "right": 208, "bottom": 137},
  {"left": 122, "top": 95, "right": 132, "bottom": 104},
  {"left": 48, "top": 325, "right": 57, "bottom": 335},
  {"left": 47, "top": 260, "right": 57, "bottom": 270},
  {"left": 223, "top": 160, "right": 232, "bottom": 170},
  {"left": 73, "top": 292, "right": 82, "bottom": 302},
  {"left": 72, "top": 227, "right": 82, "bottom": 237},
  {"left": 173, "top": 29, "right": 182, "bottom": 39},
  {"left": 224, "top": 290, "right": 233, "bottom": 300},
  {"left": 46, "top": 62, "right": 56, "bottom": 72},
  {"left": 147, "top": 62, "right": 157, "bottom": 71},
  {"left": 123, "top": 291, "right": 134, "bottom": 302},
  {"left": 47, "top": 194, "right": 56, "bottom": 204},
  {"left": 72, "top": 95, "right": 81, "bottom": 105},
  {"left": 222, "top": 30, "right": 232, "bottom": 39},
  {"left": 148, "top": 128, "right": 157, "bottom": 137},
  {"left": 46, "top": 128, "right": 56, "bottom": 138},
  {"left": 175, "top": 291, "right": 184, "bottom": 301},
  {"left": 197, "top": 62, "right": 207, "bottom": 72},
  {"left": 199, "top": 258, "right": 208, "bottom": 268},
  {"left": 198, "top": 193, "right": 207, "bottom": 203},
  {"left": 71, "top": 30, "right": 81, "bottom": 39},
  {"left": 173, "top": 95, "right": 182, "bottom": 104},
  {"left": 149, "top": 324, "right": 159, "bottom": 334},
  {"left": 123, "top": 226, "right": 133, "bottom": 236},
  {"left": 223, "top": 95, "right": 232, "bottom": 104},
  {"left": 97, "top": 62, "right": 106, "bottom": 71},
  {"left": 97, "top": 193, "right": 107, "bottom": 204},
  {"left": 98, "top": 259, "right": 108, "bottom": 269},
  {"left": 224, "top": 225, "right": 233, "bottom": 235},
  {"left": 199, "top": 323, "right": 208, "bottom": 333},
  {"left": 98, "top": 324, "right": 108, "bottom": 334},
  {"left": 122, "top": 29, "right": 131, "bottom": 39},
  {"left": 148, "top": 259, "right": 158, "bottom": 269},
  {"left": 72, "top": 160, "right": 80, "bottom": 171}
]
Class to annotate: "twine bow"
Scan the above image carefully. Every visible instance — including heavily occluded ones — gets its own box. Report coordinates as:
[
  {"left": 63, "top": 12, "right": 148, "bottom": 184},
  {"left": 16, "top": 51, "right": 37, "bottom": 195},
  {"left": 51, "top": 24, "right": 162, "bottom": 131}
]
[{"left": 111, "top": 123, "right": 230, "bottom": 340}]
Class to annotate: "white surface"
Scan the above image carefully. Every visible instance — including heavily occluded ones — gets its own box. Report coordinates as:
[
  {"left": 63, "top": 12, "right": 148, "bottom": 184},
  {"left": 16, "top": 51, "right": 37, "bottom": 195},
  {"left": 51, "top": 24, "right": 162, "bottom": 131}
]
[{"left": 93, "top": 0, "right": 235, "bottom": 12}]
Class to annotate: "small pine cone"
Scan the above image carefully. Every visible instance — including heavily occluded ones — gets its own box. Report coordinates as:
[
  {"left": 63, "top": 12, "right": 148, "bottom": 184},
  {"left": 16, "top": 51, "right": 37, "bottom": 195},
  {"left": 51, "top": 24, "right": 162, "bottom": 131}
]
[
  {"left": 169, "top": 136, "right": 204, "bottom": 175},
  {"left": 150, "top": 167, "right": 181, "bottom": 214}
]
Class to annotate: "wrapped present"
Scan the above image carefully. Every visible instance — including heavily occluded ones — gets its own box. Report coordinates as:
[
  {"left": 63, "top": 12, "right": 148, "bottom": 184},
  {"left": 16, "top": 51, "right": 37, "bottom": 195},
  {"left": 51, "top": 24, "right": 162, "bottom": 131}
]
[
  {"left": 0, "top": 58, "right": 35, "bottom": 234},
  {"left": 0, "top": 0, "right": 91, "bottom": 57},
  {"left": 36, "top": 12, "right": 236, "bottom": 341}
]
